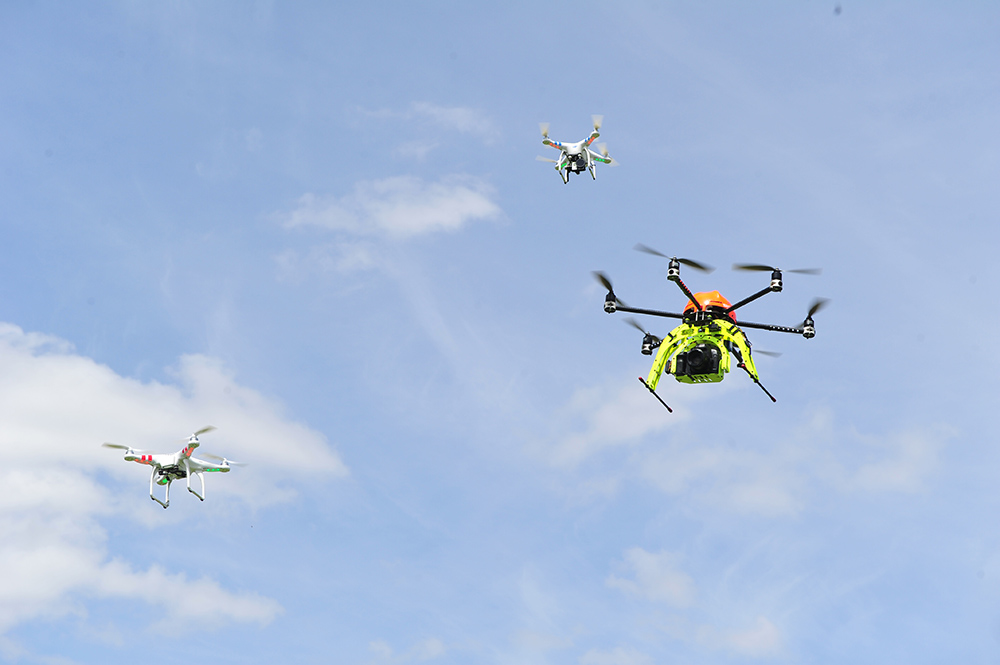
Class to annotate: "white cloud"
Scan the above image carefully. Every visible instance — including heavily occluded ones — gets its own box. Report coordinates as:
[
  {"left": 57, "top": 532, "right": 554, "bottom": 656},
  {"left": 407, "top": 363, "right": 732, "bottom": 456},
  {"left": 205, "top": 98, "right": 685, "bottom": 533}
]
[
  {"left": 281, "top": 175, "right": 500, "bottom": 240},
  {"left": 0, "top": 322, "right": 344, "bottom": 634},
  {"left": 606, "top": 548, "right": 697, "bottom": 608},
  {"left": 579, "top": 646, "right": 653, "bottom": 665}
]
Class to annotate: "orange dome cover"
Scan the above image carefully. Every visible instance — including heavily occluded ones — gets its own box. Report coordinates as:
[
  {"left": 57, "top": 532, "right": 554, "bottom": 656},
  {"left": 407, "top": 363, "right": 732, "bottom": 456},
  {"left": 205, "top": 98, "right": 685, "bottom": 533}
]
[{"left": 683, "top": 291, "right": 736, "bottom": 322}]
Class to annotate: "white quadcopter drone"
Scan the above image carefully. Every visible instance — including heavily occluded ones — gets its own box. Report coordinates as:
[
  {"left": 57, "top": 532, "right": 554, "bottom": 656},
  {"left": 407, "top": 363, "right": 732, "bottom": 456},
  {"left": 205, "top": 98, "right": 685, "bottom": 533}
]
[
  {"left": 537, "top": 115, "right": 618, "bottom": 183},
  {"left": 103, "top": 426, "right": 244, "bottom": 508}
]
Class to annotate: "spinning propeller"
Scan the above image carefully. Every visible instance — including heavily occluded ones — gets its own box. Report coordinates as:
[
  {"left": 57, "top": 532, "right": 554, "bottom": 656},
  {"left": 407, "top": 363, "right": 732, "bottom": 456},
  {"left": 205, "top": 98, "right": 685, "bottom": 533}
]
[
  {"left": 596, "top": 143, "right": 619, "bottom": 166},
  {"left": 733, "top": 263, "right": 821, "bottom": 275},
  {"left": 798, "top": 298, "right": 829, "bottom": 327},
  {"left": 539, "top": 122, "right": 550, "bottom": 140},
  {"left": 102, "top": 442, "right": 147, "bottom": 461},
  {"left": 592, "top": 115, "right": 603, "bottom": 132},
  {"left": 180, "top": 425, "right": 216, "bottom": 443},
  {"left": 201, "top": 453, "right": 247, "bottom": 467},
  {"left": 102, "top": 443, "right": 146, "bottom": 453},
  {"left": 634, "top": 244, "right": 714, "bottom": 273},
  {"left": 795, "top": 298, "right": 829, "bottom": 338},
  {"left": 624, "top": 317, "right": 662, "bottom": 355},
  {"left": 624, "top": 317, "right": 661, "bottom": 345},
  {"left": 593, "top": 271, "right": 627, "bottom": 312}
]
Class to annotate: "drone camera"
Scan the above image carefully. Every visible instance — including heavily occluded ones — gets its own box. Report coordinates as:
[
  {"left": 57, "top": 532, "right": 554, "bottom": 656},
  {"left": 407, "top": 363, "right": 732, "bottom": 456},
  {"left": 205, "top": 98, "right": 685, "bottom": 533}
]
[
  {"left": 674, "top": 342, "right": 722, "bottom": 377},
  {"left": 770, "top": 269, "right": 783, "bottom": 292},
  {"left": 604, "top": 294, "right": 617, "bottom": 313}
]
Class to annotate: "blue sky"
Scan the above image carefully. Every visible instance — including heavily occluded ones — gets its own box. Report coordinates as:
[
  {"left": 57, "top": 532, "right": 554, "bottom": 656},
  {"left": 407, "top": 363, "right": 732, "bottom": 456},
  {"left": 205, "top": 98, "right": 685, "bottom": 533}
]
[{"left": 1, "top": 1, "right": 999, "bottom": 663}]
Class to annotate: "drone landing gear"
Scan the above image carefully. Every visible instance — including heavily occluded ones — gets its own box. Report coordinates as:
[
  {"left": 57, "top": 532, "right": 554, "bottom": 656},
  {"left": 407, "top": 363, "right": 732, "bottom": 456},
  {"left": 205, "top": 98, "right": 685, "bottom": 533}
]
[
  {"left": 149, "top": 469, "right": 170, "bottom": 509},
  {"left": 589, "top": 164, "right": 596, "bottom": 180},
  {"left": 639, "top": 376, "right": 673, "bottom": 413},
  {"left": 560, "top": 169, "right": 569, "bottom": 184},
  {"left": 738, "top": 363, "right": 776, "bottom": 403},
  {"left": 187, "top": 471, "right": 206, "bottom": 501}
]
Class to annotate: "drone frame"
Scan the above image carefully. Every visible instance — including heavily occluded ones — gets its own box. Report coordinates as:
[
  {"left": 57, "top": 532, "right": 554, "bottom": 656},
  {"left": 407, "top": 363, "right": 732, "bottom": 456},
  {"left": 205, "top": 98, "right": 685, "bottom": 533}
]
[
  {"left": 603, "top": 259, "right": 818, "bottom": 337},
  {"left": 539, "top": 117, "right": 615, "bottom": 184},
  {"left": 105, "top": 427, "right": 237, "bottom": 509}
]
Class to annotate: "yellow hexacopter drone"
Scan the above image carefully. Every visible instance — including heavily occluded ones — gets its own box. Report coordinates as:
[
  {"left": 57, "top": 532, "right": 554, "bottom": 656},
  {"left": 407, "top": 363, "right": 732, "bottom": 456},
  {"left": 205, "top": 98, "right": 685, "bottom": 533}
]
[{"left": 596, "top": 244, "right": 828, "bottom": 412}]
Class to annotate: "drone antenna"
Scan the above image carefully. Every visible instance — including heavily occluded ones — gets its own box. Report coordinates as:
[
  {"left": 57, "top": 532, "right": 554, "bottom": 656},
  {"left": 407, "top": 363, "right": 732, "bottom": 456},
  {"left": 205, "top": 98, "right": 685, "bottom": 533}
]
[
  {"left": 737, "top": 363, "right": 777, "bottom": 402},
  {"left": 638, "top": 376, "right": 673, "bottom": 413}
]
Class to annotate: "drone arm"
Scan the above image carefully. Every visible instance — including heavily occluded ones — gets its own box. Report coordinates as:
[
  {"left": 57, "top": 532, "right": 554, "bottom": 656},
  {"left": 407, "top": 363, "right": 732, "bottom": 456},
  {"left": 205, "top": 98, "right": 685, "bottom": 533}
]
[
  {"left": 583, "top": 130, "right": 600, "bottom": 147},
  {"left": 671, "top": 276, "right": 702, "bottom": 312},
  {"left": 734, "top": 320, "right": 805, "bottom": 335},
  {"left": 588, "top": 148, "right": 613, "bottom": 165},
  {"left": 725, "top": 286, "right": 775, "bottom": 315},
  {"left": 614, "top": 304, "right": 686, "bottom": 320}
]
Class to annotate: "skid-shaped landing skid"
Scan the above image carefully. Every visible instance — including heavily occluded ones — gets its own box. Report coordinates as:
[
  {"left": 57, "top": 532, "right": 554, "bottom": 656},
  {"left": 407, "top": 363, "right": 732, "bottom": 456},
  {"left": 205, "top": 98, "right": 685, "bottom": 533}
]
[
  {"left": 149, "top": 469, "right": 170, "bottom": 509},
  {"left": 187, "top": 471, "right": 205, "bottom": 501}
]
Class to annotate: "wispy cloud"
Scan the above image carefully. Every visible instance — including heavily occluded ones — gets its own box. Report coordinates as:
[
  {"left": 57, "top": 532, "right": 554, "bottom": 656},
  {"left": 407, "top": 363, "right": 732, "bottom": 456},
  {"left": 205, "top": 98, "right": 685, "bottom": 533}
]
[
  {"left": 548, "top": 377, "right": 688, "bottom": 467},
  {"left": 606, "top": 547, "right": 697, "bottom": 608},
  {"left": 368, "top": 637, "right": 447, "bottom": 663},
  {"left": 580, "top": 646, "right": 653, "bottom": 665},
  {"left": 281, "top": 175, "right": 500, "bottom": 240},
  {"left": 851, "top": 428, "right": 943, "bottom": 493},
  {"left": 664, "top": 614, "right": 784, "bottom": 659},
  {"left": 93, "top": 561, "right": 282, "bottom": 632},
  {"left": 553, "top": 374, "right": 951, "bottom": 515},
  {"left": 358, "top": 102, "right": 499, "bottom": 144},
  {"left": 411, "top": 102, "right": 498, "bottom": 141}
]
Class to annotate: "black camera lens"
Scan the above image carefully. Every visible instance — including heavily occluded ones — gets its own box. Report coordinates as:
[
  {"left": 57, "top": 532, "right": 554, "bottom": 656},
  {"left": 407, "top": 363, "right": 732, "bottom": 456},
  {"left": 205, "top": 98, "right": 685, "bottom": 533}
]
[{"left": 687, "top": 347, "right": 708, "bottom": 370}]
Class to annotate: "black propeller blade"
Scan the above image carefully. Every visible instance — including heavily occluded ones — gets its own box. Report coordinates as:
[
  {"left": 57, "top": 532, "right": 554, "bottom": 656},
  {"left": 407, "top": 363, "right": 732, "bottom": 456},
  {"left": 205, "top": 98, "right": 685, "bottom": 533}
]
[
  {"left": 634, "top": 243, "right": 714, "bottom": 273},
  {"left": 798, "top": 298, "right": 830, "bottom": 327},
  {"left": 593, "top": 271, "right": 615, "bottom": 294},
  {"left": 733, "top": 263, "right": 821, "bottom": 275},
  {"left": 623, "top": 317, "right": 661, "bottom": 345},
  {"left": 593, "top": 271, "right": 629, "bottom": 308},
  {"left": 753, "top": 349, "right": 783, "bottom": 358}
]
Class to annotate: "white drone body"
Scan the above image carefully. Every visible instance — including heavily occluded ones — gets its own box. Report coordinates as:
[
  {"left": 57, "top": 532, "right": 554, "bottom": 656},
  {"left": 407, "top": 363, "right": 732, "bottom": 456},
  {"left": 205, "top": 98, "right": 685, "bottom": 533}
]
[
  {"left": 537, "top": 115, "right": 618, "bottom": 184},
  {"left": 103, "top": 426, "right": 243, "bottom": 508}
]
